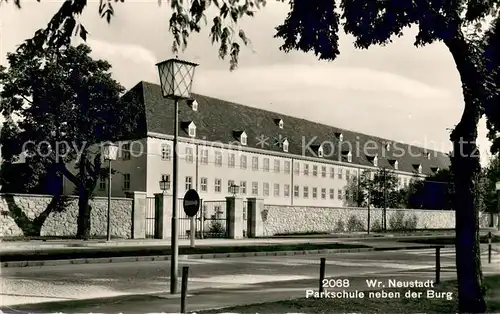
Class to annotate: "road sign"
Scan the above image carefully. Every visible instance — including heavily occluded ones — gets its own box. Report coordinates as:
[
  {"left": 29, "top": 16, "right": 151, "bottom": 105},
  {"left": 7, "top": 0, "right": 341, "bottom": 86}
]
[{"left": 183, "top": 189, "right": 201, "bottom": 217}]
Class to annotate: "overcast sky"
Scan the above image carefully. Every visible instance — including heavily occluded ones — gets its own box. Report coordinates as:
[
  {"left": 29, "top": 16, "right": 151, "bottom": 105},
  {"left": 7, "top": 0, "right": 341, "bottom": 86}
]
[{"left": 0, "top": 0, "right": 492, "bottom": 165}]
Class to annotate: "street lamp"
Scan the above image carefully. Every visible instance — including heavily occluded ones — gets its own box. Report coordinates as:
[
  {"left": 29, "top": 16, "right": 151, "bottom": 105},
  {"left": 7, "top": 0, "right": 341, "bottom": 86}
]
[
  {"left": 230, "top": 184, "right": 239, "bottom": 197},
  {"left": 160, "top": 178, "right": 169, "bottom": 192},
  {"left": 156, "top": 57, "right": 198, "bottom": 295},
  {"left": 103, "top": 142, "right": 119, "bottom": 242}
]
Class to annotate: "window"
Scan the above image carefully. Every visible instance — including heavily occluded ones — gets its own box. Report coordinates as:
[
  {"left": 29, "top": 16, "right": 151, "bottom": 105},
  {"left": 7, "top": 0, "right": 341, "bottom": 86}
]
[
  {"left": 123, "top": 174, "right": 131, "bottom": 190},
  {"left": 228, "top": 153, "right": 235, "bottom": 168},
  {"left": 227, "top": 180, "right": 235, "bottom": 193},
  {"left": 346, "top": 169, "right": 350, "bottom": 181},
  {"left": 312, "top": 187, "right": 317, "bottom": 199},
  {"left": 274, "top": 159, "right": 280, "bottom": 173},
  {"left": 240, "top": 181, "right": 247, "bottom": 194},
  {"left": 294, "top": 162, "right": 300, "bottom": 175},
  {"left": 252, "top": 182, "right": 258, "bottom": 195},
  {"left": 321, "top": 188, "right": 326, "bottom": 199},
  {"left": 294, "top": 185, "right": 299, "bottom": 198},
  {"left": 330, "top": 167, "right": 335, "bottom": 178},
  {"left": 278, "top": 119, "right": 284, "bottom": 129},
  {"left": 264, "top": 158, "right": 270, "bottom": 172},
  {"left": 304, "top": 164, "right": 309, "bottom": 175},
  {"left": 394, "top": 160, "right": 399, "bottom": 170},
  {"left": 215, "top": 151, "right": 222, "bottom": 166},
  {"left": 313, "top": 165, "right": 318, "bottom": 176},
  {"left": 338, "top": 189, "right": 342, "bottom": 200},
  {"left": 122, "top": 143, "right": 130, "bottom": 160},
  {"left": 346, "top": 190, "right": 350, "bottom": 201},
  {"left": 373, "top": 156, "right": 378, "bottom": 167},
  {"left": 283, "top": 140, "right": 289, "bottom": 152},
  {"left": 252, "top": 156, "right": 259, "bottom": 171},
  {"left": 347, "top": 152, "right": 352, "bottom": 163},
  {"left": 185, "top": 147, "right": 194, "bottom": 163},
  {"left": 284, "top": 161, "right": 291, "bottom": 174},
  {"left": 161, "top": 144, "right": 171, "bottom": 161},
  {"left": 185, "top": 176, "right": 193, "bottom": 191},
  {"left": 274, "top": 183, "right": 280, "bottom": 197},
  {"left": 321, "top": 166, "right": 326, "bottom": 178},
  {"left": 188, "top": 124, "right": 196, "bottom": 137},
  {"left": 99, "top": 173, "right": 106, "bottom": 190},
  {"left": 303, "top": 186, "right": 309, "bottom": 198},
  {"left": 329, "top": 189, "right": 334, "bottom": 199},
  {"left": 284, "top": 184, "right": 290, "bottom": 197},
  {"left": 318, "top": 146, "right": 324, "bottom": 157},
  {"left": 200, "top": 177, "right": 208, "bottom": 192},
  {"left": 161, "top": 174, "right": 171, "bottom": 190},
  {"left": 214, "top": 179, "right": 222, "bottom": 193},
  {"left": 241, "top": 133, "right": 247, "bottom": 145},
  {"left": 263, "top": 182, "right": 269, "bottom": 196},
  {"left": 338, "top": 168, "right": 343, "bottom": 179},
  {"left": 240, "top": 155, "right": 247, "bottom": 169},
  {"left": 200, "top": 149, "right": 208, "bottom": 164}
]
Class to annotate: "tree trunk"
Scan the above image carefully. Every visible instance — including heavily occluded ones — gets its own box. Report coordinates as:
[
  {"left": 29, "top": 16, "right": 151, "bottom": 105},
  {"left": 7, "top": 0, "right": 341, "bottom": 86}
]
[
  {"left": 76, "top": 191, "right": 91, "bottom": 239},
  {"left": 444, "top": 34, "right": 486, "bottom": 313}
]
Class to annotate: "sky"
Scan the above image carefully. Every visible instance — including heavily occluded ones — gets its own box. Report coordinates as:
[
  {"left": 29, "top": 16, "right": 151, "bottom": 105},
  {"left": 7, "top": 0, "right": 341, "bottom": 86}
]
[{"left": 0, "top": 0, "right": 493, "bottom": 165}]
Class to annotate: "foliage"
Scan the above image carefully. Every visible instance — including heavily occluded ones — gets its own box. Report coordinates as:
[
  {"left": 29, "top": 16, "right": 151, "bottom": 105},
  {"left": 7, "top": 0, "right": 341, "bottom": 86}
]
[
  {"left": 483, "top": 156, "right": 500, "bottom": 213},
  {"left": 345, "top": 215, "right": 364, "bottom": 232},
  {"left": 355, "top": 168, "right": 404, "bottom": 208},
  {"left": 0, "top": 44, "right": 140, "bottom": 238},
  {"left": 388, "top": 211, "right": 418, "bottom": 231},
  {"left": 206, "top": 220, "right": 227, "bottom": 238},
  {"left": 334, "top": 219, "right": 345, "bottom": 232},
  {"left": 371, "top": 219, "right": 383, "bottom": 232}
]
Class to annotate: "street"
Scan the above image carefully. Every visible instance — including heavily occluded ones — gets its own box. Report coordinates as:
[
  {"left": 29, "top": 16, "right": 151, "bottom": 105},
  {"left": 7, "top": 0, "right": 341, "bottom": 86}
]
[{"left": 1, "top": 246, "right": 499, "bottom": 312}]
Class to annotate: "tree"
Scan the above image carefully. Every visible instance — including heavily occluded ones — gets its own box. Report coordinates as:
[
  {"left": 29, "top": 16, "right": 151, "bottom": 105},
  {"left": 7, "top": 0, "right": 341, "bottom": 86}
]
[
  {"left": 357, "top": 168, "right": 402, "bottom": 209},
  {"left": 0, "top": 44, "right": 141, "bottom": 239},
  {"left": 406, "top": 169, "right": 454, "bottom": 210},
  {"left": 9, "top": 0, "right": 500, "bottom": 310}
]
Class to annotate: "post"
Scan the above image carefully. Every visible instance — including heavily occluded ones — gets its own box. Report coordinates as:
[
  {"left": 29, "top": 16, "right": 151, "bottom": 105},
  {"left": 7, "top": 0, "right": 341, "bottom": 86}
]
[
  {"left": 435, "top": 246, "right": 441, "bottom": 284},
  {"left": 497, "top": 190, "right": 500, "bottom": 231},
  {"left": 488, "top": 232, "right": 492, "bottom": 264},
  {"left": 190, "top": 216, "right": 195, "bottom": 248},
  {"left": 383, "top": 170, "right": 387, "bottom": 231},
  {"left": 171, "top": 99, "right": 179, "bottom": 294},
  {"left": 319, "top": 257, "right": 326, "bottom": 293},
  {"left": 180, "top": 266, "right": 189, "bottom": 314},
  {"left": 106, "top": 159, "right": 112, "bottom": 241}
]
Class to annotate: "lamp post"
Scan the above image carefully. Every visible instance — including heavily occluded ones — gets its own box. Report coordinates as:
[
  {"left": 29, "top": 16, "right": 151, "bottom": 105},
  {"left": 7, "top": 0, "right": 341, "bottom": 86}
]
[
  {"left": 103, "top": 143, "right": 119, "bottom": 242},
  {"left": 160, "top": 178, "right": 169, "bottom": 193},
  {"left": 496, "top": 182, "right": 500, "bottom": 231},
  {"left": 156, "top": 57, "right": 198, "bottom": 295}
]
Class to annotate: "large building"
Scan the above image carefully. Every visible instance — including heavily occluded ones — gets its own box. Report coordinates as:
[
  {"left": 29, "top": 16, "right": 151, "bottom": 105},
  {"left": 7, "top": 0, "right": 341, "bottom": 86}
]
[{"left": 81, "top": 81, "right": 450, "bottom": 207}]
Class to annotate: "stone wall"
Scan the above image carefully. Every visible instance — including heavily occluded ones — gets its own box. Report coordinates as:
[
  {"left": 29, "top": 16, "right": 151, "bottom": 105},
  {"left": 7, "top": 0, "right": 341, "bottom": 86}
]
[
  {"left": 0, "top": 194, "right": 133, "bottom": 238},
  {"left": 262, "top": 205, "right": 494, "bottom": 236}
]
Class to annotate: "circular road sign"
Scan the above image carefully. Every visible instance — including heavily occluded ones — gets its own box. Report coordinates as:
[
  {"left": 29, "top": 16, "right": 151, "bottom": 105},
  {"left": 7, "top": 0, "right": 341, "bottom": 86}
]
[{"left": 183, "top": 189, "right": 201, "bottom": 217}]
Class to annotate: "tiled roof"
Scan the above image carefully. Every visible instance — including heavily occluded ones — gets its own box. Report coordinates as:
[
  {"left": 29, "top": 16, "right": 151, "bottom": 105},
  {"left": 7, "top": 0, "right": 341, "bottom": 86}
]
[{"left": 124, "top": 81, "right": 450, "bottom": 176}]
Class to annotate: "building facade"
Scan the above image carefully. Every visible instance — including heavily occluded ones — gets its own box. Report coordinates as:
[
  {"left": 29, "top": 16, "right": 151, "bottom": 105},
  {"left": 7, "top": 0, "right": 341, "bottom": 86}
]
[{"left": 76, "top": 81, "right": 450, "bottom": 207}]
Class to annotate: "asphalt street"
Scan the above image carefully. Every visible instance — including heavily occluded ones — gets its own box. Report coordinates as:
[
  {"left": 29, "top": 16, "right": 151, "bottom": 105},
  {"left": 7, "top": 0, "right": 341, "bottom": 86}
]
[{"left": 1, "top": 246, "right": 499, "bottom": 312}]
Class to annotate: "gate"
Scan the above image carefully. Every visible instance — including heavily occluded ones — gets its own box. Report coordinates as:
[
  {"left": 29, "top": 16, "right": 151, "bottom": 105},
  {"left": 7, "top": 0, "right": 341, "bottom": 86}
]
[
  {"left": 177, "top": 198, "right": 202, "bottom": 240},
  {"left": 202, "top": 200, "right": 228, "bottom": 238},
  {"left": 145, "top": 197, "right": 156, "bottom": 238}
]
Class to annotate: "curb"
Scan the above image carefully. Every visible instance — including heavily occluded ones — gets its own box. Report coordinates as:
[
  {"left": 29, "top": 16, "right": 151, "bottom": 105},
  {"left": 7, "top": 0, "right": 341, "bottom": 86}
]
[
  {"left": 0, "top": 245, "right": 456, "bottom": 268},
  {"left": 2, "top": 247, "right": 376, "bottom": 268}
]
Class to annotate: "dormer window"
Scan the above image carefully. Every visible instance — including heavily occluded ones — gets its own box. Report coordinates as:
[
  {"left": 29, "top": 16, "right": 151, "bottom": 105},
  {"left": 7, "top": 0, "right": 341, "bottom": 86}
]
[
  {"left": 311, "top": 144, "right": 323, "bottom": 157},
  {"left": 385, "top": 143, "right": 391, "bottom": 151},
  {"left": 342, "top": 150, "right": 352, "bottom": 163},
  {"left": 413, "top": 164, "right": 422, "bottom": 174},
  {"left": 233, "top": 131, "right": 247, "bottom": 146},
  {"left": 181, "top": 121, "right": 196, "bottom": 137},
  {"left": 283, "top": 139, "right": 289, "bottom": 152},
  {"left": 188, "top": 99, "right": 198, "bottom": 111},
  {"left": 318, "top": 145, "right": 324, "bottom": 157},
  {"left": 389, "top": 159, "right": 398, "bottom": 170},
  {"left": 367, "top": 154, "right": 378, "bottom": 167},
  {"left": 335, "top": 132, "right": 343, "bottom": 142},
  {"left": 274, "top": 118, "right": 284, "bottom": 129},
  {"left": 431, "top": 166, "right": 439, "bottom": 173},
  {"left": 424, "top": 152, "right": 430, "bottom": 159}
]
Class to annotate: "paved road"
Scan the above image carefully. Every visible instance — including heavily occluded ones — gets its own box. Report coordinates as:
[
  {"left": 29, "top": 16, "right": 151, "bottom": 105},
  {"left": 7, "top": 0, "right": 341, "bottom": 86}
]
[{"left": 1, "top": 245, "right": 499, "bottom": 311}]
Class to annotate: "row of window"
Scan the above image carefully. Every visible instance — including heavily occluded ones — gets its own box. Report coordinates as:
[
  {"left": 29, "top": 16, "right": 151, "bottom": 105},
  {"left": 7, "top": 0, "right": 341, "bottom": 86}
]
[
  {"left": 158, "top": 175, "right": 355, "bottom": 200},
  {"left": 99, "top": 174, "right": 131, "bottom": 190},
  {"left": 156, "top": 145, "right": 359, "bottom": 179}
]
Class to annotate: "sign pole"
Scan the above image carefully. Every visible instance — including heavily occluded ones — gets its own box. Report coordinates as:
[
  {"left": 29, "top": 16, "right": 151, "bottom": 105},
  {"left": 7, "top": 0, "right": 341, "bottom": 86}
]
[{"left": 190, "top": 216, "right": 195, "bottom": 248}]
